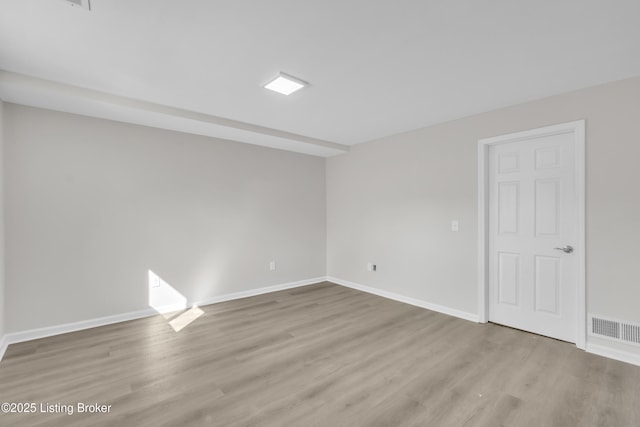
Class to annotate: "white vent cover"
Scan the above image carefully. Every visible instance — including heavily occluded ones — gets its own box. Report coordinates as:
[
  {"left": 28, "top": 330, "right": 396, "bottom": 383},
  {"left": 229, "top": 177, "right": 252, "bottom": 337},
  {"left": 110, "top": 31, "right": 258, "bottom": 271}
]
[
  {"left": 63, "top": 0, "right": 91, "bottom": 10},
  {"left": 589, "top": 314, "right": 640, "bottom": 346}
]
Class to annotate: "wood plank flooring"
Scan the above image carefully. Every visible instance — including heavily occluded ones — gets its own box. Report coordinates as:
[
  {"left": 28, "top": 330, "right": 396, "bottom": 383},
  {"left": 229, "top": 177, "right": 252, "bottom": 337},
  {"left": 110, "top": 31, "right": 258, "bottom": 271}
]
[{"left": 1, "top": 282, "right": 639, "bottom": 426}]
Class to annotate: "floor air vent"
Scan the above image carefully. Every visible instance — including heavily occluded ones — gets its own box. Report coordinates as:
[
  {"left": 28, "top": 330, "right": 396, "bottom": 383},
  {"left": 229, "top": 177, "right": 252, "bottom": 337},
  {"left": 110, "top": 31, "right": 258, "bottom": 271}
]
[
  {"left": 589, "top": 315, "right": 640, "bottom": 346},
  {"left": 621, "top": 323, "right": 640, "bottom": 345}
]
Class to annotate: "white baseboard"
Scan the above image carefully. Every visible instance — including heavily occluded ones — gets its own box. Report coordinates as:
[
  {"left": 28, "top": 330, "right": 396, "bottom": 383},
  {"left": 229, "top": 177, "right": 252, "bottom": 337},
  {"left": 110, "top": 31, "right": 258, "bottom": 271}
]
[
  {"left": 586, "top": 342, "right": 640, "bottom": 367},
  {"left": 195, "top": 277, "right": 326, "bottom": 307},
  {"left": 327, "top": 276, "right": 479, "bottom": 323},
  {"left": 2, "top": 307, "right": 159, "bottom": 349},
  {"left": 0, "top": 276, "right": 326, "bottom": 361},
  {"left": 0, "top": 334, "right": 8, "bottom": 362}
]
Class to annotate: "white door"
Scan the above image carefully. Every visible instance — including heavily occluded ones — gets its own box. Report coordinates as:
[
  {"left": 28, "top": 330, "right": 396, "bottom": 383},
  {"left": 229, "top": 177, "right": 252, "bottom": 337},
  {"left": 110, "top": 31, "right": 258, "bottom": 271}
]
[{"left": 488, "top": 130, "right": 578, "bottom": 342}]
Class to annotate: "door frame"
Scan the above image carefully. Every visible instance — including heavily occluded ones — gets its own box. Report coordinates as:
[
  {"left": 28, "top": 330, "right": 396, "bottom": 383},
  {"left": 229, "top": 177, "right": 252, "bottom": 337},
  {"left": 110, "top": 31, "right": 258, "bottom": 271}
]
[{"left": 477, "top": 120, "right": 586, "bottom": 349}]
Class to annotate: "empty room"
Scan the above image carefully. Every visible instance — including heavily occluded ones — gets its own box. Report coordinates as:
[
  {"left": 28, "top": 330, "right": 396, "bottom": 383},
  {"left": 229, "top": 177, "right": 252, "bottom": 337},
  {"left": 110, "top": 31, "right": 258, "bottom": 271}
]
[{"left": 1, "top": 1, "right": 639, "bottom": 426}]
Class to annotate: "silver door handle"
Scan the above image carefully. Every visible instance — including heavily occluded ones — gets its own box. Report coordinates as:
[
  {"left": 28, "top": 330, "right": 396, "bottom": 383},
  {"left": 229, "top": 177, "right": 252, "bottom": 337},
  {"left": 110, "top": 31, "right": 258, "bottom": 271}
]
[{"left": 554, "top": 245, "right": 574, "bottom": 254}]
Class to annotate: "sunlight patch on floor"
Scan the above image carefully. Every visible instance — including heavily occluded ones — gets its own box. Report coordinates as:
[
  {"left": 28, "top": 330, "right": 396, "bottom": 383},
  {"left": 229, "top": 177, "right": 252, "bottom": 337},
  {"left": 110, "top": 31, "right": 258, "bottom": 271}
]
[
  {"left": 148, "top": 269, "right": 204, "bottom": 331},
  {"left": 169, "top": 306, "right": 205, "bottom": 332}
]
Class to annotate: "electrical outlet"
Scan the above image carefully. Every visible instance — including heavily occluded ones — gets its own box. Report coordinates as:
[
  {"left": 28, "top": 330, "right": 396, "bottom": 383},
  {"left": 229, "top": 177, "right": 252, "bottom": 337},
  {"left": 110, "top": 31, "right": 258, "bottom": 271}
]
[
  {"left": 269, "top": 261, "right": 276, "bottom": 271},
  {"left": 64, "top": 0, "right": 91, "bottom": 10},
  {"left": 367, "top": 263, "right": 373, "bottom": 272}
]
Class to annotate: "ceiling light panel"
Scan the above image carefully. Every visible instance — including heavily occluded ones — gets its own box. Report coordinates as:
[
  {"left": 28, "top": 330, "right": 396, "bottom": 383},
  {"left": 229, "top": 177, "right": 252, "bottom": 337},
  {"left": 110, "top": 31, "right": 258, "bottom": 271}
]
[{"left": 264, "top": 73, "right": 308, "bottom": 96}]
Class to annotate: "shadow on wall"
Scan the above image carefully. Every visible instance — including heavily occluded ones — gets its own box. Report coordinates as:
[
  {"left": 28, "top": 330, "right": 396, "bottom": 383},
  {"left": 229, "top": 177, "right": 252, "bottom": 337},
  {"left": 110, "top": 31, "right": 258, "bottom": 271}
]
[{"left": 148, "top": 269, "right": 203, "bottom": 332}]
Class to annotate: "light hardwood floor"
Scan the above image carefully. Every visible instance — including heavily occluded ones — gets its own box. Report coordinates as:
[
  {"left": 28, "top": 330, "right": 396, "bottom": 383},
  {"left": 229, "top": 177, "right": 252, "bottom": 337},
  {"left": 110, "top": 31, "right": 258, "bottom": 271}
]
[{"left": 1, "top": 282, "right": 639, "bottom": 426}]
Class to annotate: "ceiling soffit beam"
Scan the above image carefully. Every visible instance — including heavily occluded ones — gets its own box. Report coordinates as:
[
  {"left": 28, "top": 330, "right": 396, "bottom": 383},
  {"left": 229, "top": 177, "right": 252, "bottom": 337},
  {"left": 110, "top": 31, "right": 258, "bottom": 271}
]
[{"left": 0, "top": 70, "right": 349, "bottom": 155}]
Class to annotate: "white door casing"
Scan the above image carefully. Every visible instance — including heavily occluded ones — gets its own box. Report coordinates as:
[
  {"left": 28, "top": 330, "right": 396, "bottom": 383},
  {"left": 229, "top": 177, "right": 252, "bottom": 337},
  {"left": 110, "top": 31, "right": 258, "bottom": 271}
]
[{"left": 478, "top": 121, "right": 585, "bottom": 349}]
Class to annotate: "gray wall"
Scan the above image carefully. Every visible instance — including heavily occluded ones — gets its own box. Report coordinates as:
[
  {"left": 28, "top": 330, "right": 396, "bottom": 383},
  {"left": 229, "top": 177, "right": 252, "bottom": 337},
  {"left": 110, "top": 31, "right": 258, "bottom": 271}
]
[
  {"left": 327, "top": 76, "right": 640, "bottom": 331},
  {"left": 0, "top": 100, "right": 4, "bottom": 340},
  {"left": 4, "top": 104, "right": 326, "bottom": 332}
]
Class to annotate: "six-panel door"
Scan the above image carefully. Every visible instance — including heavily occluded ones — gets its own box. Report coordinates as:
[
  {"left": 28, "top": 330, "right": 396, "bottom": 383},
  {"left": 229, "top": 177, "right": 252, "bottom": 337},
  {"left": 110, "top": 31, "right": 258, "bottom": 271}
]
[{"left": 489, "top": 132, "right": 577, "bottom": 343}]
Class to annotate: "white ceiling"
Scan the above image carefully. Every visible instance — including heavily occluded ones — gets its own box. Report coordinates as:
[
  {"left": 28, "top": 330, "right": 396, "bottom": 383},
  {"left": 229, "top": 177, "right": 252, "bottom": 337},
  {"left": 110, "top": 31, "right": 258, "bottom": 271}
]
[{"left": 1, "top": 0, "right": 640, "bottom": 156}]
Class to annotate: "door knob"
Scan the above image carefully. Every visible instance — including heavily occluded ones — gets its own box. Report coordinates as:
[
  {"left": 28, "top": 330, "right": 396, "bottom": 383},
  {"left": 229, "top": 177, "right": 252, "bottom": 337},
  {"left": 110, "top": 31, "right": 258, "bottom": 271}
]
[{"left": 554, "top": 245, "right": 574, "bottom": 254}]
